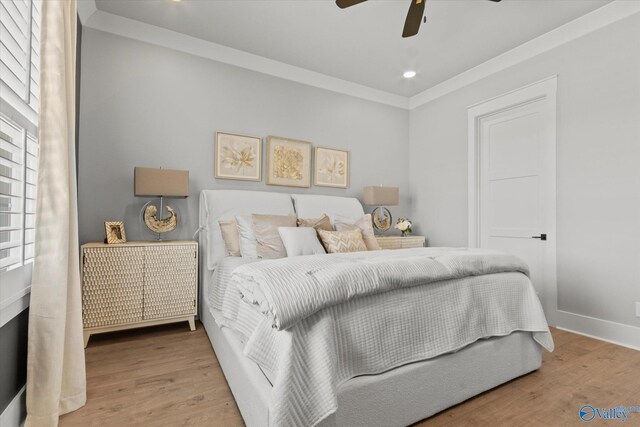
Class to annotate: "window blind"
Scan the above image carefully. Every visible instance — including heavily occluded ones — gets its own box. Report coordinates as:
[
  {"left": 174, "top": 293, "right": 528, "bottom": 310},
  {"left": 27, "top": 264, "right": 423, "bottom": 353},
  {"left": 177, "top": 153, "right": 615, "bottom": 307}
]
[
  {"left": 0, "top": 0, "right": 40, "bottom": 272},
  {"left": 0, "top": 115, "right": 38, "bottom": 271},
  {"left": 0, "top": 0, "right": 41, "bottom": 108}
]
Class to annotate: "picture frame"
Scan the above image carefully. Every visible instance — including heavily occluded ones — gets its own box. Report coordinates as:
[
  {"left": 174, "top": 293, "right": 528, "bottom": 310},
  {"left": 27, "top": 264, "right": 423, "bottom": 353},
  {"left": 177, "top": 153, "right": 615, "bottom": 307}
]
[
  {"left": 266, "top": 136, "right": 312, "bottom": 188},
  {"left": 314, "top": 146, "right": 350, "bottom": 189},
  {"left": 104, "top": 221, "right": 127, "bottom": 244},
  {"left": 215, "top": 131, "right": 262, "bottom": 181}
]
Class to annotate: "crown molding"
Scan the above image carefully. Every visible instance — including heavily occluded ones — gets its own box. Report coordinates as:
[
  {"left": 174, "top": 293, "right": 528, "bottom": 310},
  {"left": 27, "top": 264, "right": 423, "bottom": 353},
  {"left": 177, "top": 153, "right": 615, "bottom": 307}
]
[
  {"left": 79, "top": 1, "right": 639, "bottom": 111},
  {"left": 409, "top": 1, "right": 640, "bottom": 109},
  {"left": 77, "top": 0, "right": 97, "bottom": 25},
  {"left": 82, "top": 10, "right": 410, "bottom": 109}
]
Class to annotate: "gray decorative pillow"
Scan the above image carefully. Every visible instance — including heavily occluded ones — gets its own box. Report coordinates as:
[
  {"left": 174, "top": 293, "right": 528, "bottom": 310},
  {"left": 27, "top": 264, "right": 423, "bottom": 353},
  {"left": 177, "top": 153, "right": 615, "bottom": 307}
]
[
  {"left": 278, "top": 227, "right": 326, "bottom": 257},
  {"left": 252, "top": 213, "right": 297, "bottom": 259}
]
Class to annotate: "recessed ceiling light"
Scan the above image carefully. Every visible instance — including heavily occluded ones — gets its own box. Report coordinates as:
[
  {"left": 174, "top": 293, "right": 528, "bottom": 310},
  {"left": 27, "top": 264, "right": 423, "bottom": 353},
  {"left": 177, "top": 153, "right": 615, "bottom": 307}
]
[{"left": 403, "top": 71, "right": 417, "bottom": 79}]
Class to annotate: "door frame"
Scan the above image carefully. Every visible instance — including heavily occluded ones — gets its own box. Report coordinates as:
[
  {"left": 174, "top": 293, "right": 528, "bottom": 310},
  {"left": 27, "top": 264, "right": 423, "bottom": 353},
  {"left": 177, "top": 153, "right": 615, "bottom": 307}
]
[{"left": 467, "top": 75, "right": 558, "bottom": 324}]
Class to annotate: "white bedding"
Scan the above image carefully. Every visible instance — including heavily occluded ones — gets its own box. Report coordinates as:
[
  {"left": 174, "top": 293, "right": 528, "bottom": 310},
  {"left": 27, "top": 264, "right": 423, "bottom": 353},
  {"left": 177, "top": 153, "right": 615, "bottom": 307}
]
[
  {"left": 208, "top": 256, "right": 263, "bottom": 341},
  {"left": 234, "top": 247, "right": 533, "bottom": 330},
  {"left": 208, "top": 249, "right": 554, "bottom": 427}
]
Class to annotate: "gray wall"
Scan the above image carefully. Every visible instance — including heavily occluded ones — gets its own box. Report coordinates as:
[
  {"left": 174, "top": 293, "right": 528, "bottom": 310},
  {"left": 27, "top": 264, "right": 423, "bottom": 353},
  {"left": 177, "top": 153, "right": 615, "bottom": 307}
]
[
  {"left": 78, "top": 29, "right": 410, "bottom": 244},
  {"left": 409, "top": 14, "right": 640, "bottom": 328},
  {"left": 78, "top": 15, "right": 639, "bottom": 329}
]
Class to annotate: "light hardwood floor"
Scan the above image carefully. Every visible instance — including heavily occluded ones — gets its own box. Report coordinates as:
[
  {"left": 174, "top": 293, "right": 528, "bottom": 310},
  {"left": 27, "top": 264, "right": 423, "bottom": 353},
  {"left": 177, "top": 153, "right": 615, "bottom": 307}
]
[{"left": 60, "top": 323, "right": 640, "bottom": 427}]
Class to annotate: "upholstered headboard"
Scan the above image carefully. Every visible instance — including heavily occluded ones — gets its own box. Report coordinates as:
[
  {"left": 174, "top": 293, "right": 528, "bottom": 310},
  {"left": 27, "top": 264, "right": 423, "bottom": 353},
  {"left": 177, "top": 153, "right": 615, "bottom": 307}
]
[
  {"left": 198, "top": 189, "right": 365, "bottom": 270},
  {"left": 291, "top": 194, "right": 365, "bottom": 225},
  {"left": 199, "top": 190, "right": 295, "bottom": 270}
]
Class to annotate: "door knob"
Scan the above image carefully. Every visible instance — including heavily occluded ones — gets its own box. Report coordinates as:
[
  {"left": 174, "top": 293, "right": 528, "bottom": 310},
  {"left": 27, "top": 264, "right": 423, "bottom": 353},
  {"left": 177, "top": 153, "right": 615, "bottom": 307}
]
[{"left": 532, "top": 234, "right": 547, "bottom": 241}]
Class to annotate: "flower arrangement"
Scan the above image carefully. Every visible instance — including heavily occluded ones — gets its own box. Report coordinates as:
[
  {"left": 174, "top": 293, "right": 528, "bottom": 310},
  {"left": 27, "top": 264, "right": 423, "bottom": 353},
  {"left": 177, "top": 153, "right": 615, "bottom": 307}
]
[{"left": 395, "top": 218, "right": 413, "bottom": 237}]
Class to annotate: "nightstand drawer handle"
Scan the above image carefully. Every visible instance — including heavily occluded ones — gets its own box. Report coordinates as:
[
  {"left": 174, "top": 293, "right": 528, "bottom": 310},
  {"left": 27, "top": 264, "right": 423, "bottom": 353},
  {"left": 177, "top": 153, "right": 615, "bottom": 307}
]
[{"left": 531, "top": 234, "right": 547, "bottom": 241}]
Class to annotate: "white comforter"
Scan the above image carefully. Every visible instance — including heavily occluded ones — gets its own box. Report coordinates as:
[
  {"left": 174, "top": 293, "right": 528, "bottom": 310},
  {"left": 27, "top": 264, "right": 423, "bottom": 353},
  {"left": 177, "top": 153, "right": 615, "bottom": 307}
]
[
  {"left": 212, "top": 247, "right": 553, "bottom": 427},
  {"left": 234, "top": 247, "right": 531, "bottom": 330}
]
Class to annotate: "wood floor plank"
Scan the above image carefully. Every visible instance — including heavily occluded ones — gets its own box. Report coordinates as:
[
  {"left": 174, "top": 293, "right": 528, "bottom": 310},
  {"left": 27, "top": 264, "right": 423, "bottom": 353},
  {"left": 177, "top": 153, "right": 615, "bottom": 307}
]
[{"left": 59, "top": 323, "right": 640, "bottom": 427}]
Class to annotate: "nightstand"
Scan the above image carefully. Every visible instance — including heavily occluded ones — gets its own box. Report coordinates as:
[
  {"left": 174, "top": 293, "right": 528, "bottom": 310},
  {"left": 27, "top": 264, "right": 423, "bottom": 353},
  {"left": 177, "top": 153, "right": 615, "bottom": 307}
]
[
  {"left": 80, "top": 240, "right": 198, "bottom": 347},
  {"left": 376, "top": 235, "right": 426, "bottom": 250}
]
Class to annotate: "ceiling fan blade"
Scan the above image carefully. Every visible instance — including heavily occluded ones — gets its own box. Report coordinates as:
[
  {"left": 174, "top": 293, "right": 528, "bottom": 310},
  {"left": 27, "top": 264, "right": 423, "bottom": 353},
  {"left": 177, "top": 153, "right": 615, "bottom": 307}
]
[
  {"left": 402, "top": 0, "right": 427, "bottom": 38},
  {"left": 336, "top": 0, "right": 368, "bottom": 9}
]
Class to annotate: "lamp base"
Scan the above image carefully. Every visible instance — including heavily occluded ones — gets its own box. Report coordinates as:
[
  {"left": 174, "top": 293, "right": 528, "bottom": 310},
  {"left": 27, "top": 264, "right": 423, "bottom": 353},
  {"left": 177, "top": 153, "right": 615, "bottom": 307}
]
[
  {"left": 139, "top": 197, "right": 180, "bottom": 241},
  {"left": 371, "top": 206, "right": 392, "bottom": 232}
]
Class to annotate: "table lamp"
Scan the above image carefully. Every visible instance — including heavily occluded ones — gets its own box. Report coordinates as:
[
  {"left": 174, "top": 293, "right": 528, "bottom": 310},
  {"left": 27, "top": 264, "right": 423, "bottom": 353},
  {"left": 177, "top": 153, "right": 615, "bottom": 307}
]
[
  {"left": 134, "top": 167, "right": 189, "bottom": 240},
  {"left": 363, "top": 186, "right": 399, "bottom": 232}
]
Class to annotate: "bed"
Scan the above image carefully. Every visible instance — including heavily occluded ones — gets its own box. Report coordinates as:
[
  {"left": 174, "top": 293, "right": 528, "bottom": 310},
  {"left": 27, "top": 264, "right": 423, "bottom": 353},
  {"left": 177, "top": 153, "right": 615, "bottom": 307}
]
[{"left": 198, "top": 189, "right": 553, "bottom": 427}]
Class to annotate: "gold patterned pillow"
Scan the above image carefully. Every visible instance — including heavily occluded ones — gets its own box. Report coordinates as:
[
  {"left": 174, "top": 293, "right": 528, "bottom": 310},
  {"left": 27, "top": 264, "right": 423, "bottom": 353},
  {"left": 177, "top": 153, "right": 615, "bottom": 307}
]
[
  {"left": 334, "top": 214, "right": 381, "bottom": 251},
  {"left": 317, "top": 229, "right": 367, "bottom": 254}
]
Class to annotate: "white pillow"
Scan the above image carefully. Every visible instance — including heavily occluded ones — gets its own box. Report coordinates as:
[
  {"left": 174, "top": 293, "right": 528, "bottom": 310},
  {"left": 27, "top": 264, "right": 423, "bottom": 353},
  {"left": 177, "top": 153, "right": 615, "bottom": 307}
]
[
  {"left": 235, "top": 215, "right": 258, "bottom": 258},
  {"left": 278, "top": 227, "right": 326, "bottom": 257}
]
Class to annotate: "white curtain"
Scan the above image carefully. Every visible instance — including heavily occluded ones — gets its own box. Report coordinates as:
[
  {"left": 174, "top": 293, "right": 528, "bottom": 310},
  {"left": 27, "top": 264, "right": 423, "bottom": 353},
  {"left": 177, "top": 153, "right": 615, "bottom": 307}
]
[{"left": 25, "top": 0, "right": 86, "bottom": 426}]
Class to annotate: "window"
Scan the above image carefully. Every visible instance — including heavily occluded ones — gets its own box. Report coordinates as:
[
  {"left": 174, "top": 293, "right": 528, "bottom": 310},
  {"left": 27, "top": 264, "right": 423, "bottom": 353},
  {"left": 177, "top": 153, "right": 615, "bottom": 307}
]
[
  {"left": 1, "top": 117, "right": 38, "bottom": 271},
  {"left": 1, "top": 0, "right": 41, "bottom": 312}
]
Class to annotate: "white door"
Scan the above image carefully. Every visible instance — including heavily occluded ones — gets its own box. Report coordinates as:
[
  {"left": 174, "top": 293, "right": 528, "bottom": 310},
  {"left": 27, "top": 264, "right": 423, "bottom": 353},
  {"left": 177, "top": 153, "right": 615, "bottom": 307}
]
[{"left": 468, "top": 77, "right": 557, "bottom": 324}]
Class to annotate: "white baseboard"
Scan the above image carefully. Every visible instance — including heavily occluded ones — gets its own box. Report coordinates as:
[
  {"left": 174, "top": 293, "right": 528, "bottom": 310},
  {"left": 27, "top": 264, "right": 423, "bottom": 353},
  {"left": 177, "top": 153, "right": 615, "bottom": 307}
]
[
  {"left": 0, "top": 385, "right": 26, "bottom": 427},
  {"left": 555, "top": 310, "right": 640, "bottom": 351}
]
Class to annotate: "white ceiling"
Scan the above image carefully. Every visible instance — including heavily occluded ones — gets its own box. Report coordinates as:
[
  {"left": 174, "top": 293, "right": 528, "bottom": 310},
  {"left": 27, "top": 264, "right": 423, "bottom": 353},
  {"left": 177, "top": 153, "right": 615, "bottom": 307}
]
[{"left": 94, "top": 0, "right": 611, "bottom": 97}]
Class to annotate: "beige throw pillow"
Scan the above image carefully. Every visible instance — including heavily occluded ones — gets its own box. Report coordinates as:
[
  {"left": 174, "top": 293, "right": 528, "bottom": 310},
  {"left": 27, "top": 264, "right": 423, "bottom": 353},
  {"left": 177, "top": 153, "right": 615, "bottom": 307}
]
[
  {"left": 334, "top": 214, "right": 381, "bottom": 251},
  {"left": 297, "top": 214, "right": 333, "bottom": 231},
  {"left": 219, "top": 220, "right": 241, "bottom": 257},
  {"left": 317, "top": 229, "right": 368, "bottom": 254},
  {"left": 252, "top": 213, "right": 297, "bottom": 259}
]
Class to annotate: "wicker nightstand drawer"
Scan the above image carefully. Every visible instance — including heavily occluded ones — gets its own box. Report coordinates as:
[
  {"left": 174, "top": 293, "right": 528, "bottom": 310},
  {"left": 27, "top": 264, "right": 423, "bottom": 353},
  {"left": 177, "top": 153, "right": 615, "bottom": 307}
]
[
  {"left": 376, "top": 236, "right": 426, "bottom": 250},
  {"left": 81, "top": 241, "right": 197, "bottom": 347}
]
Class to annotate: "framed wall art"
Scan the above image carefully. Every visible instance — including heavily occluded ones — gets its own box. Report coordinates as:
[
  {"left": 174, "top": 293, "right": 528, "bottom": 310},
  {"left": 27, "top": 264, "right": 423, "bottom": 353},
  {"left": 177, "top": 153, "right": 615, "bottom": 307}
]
[
  {"left": 266, "top": 136, "right": 312, "bottom": 188},
  {"left": 314, "top": 146, "right": 349, "bottom": 188},
  {"left": 215, "top": 131, "right": 262, "bottom": 181}
]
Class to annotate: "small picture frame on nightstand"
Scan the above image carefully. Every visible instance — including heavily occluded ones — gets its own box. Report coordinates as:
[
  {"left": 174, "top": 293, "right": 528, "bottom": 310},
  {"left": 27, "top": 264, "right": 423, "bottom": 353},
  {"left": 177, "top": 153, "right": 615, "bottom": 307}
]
[{"left": 104, "top": 221, "right": 127, "bottom": 244}]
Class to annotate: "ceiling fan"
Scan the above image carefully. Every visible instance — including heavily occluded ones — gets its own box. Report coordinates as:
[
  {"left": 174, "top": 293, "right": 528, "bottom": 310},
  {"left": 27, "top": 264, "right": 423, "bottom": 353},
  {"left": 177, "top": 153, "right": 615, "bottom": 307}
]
[{"left": 336, "top": 0, "right": 502, "bottom": 38}]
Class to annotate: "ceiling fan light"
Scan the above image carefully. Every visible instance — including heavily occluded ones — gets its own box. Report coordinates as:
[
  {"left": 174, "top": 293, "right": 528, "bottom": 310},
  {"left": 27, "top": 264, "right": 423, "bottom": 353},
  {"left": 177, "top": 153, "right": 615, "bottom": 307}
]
[{"left": 403, "top": 71, "right": 417, "bottom": 79}]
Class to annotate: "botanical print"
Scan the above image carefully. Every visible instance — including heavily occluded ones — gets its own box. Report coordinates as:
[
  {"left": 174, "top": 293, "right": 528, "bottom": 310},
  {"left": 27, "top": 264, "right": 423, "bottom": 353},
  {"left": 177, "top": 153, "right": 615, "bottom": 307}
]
[
  {"left": 273, "top": 145, "right": 304, "bottom": 180},
  {"left": 318, "top": 155, "right": 345, "bottom": 182},
  {"left": 266, "top": 136, "right": 311, "bottom": 188},
  {"left": 222, "top": 142, "right": 256, "bottom": 173},
  {"left": 314, "top": 147, "right": 349, "bottom": 188},
  {"left": 215, "top": 132, "right": 262, "bottom": 181}
]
